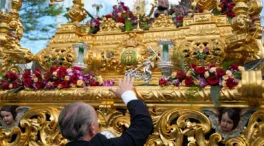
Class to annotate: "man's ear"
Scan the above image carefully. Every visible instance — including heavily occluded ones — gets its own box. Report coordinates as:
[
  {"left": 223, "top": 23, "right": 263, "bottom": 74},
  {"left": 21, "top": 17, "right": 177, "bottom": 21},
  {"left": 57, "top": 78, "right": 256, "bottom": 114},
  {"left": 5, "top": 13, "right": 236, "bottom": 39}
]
[{"left": 89, "top": 124, "right": 97, "bottom": 136}]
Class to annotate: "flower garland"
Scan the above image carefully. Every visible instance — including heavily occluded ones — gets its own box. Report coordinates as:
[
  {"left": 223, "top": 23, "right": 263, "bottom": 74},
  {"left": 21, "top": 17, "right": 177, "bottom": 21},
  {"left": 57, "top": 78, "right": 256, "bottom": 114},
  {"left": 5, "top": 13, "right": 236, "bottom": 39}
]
[
  {"left": 159, "top": 63, "right": 243, "bottom": 89},
  {"left": 1, "top": 66, "right": 114, "bottom": 90}
]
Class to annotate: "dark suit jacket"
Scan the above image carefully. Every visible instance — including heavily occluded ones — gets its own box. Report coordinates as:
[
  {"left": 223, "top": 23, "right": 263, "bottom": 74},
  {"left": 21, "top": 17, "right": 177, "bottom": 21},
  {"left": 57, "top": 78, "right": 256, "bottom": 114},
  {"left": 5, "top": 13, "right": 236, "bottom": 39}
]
[{"left": 66, "top": 100, "right": 153, "bottom": 146}]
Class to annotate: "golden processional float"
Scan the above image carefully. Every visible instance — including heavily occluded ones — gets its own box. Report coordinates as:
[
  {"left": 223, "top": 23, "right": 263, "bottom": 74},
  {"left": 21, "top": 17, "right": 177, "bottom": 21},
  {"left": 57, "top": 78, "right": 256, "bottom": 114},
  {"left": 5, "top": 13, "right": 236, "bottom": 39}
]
[{"left": 0, "top": 0, "right": 264, "bottom": 145}]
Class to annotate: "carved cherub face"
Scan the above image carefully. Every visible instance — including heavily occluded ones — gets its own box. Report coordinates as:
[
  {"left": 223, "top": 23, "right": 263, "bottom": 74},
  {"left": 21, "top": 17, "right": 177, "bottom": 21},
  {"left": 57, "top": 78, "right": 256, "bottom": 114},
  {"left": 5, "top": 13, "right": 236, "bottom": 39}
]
[
  {"left": 0, "top": 111, "right": 15, "bottom": 125},
  {"left": 220, "top": 112, "right": 234, "bottom": 132}
]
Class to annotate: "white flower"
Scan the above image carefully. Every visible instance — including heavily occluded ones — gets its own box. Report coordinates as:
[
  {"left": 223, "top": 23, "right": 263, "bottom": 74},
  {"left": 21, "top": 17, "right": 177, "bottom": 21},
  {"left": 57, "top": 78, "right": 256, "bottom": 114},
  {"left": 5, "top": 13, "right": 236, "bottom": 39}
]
[
  {"left": 226, "top": 70, "right": 232, "bottom": 76},
  {"left": 204, "top": 71, "right": 210, "bottom": 78},
  {"left": 238, "top": 66, "right": 245, "bottom": 71},
  {"left": 209, "top": 67, "right": 216, "bottom": 73}
]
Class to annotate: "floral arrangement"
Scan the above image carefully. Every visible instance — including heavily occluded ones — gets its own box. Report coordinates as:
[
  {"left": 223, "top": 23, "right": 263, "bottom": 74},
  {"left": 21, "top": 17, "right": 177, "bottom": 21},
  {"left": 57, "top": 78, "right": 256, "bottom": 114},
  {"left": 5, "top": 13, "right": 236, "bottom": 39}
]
[
  {"left": 89, "top": 18, "right": 101, "bottom": 34},
  {"left": 211, "top": 0, "right": 235, "bottom": 21},
  {"left": 159, "top": 63, "right": 242, "bottom": 88},
  {"left": 220, "top": 0, "right": 235, "bottom": 18},
  {"left": 170, "top": 5, "right": 185, "bottom": 27},
  {"left": 105, "top": 2, "right": 137, "bottom": 31},
  {"left": 1, "top": 66, "right": 114, "bottom": 91},
  {"left": 159, "top": 63, "right": 243, "bottom": 104}
]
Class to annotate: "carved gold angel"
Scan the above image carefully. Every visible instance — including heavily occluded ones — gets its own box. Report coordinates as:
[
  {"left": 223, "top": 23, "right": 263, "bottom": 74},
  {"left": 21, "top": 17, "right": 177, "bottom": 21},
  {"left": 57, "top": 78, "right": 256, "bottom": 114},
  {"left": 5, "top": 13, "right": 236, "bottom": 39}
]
[
  {"left": 202, "top": 108, "right": 255, "bottom": 139},
  {"left": 0, "top": 106, "right": 30, "bottom": 130}
]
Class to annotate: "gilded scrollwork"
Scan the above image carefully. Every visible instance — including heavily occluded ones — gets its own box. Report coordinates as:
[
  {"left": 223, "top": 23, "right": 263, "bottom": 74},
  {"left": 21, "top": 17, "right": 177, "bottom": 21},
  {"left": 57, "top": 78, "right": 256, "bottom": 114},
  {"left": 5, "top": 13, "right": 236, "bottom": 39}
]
[
  {"left": 98, "top": 17, "right": 122, "bottom": 34},
  {"left": 225, "top": 0, "right": 264, "bottom": 63},
  {"left": 0, "top": 1, "right": 35, "bottom": 74},
  {"left": 36, "top": 47, "right": 76, "bottom": 71},
  {"left": 97, "top": 102, "right": 130, "bottom": 137},
  {"left": 150, "top": 14, "right": 175, "bottom": 30},
  {"left": 192, "top": 0, "right": 221, "bottom": 12},
  {"left": 179, "top": 38, "right": 225, "bottom": 66}
]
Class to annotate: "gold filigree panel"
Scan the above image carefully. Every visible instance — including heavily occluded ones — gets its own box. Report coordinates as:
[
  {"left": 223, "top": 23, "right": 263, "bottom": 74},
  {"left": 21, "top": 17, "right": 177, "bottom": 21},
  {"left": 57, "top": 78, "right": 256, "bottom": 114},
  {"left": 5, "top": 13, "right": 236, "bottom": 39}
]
[{"left": 1, "top": 106, "right": 263, "bottom": 146}]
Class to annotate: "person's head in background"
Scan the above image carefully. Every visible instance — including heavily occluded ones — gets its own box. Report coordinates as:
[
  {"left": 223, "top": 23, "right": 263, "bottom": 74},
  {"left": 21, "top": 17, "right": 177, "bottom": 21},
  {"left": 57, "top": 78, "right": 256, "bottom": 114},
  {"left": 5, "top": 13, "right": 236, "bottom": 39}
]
[
  {"left": 219, "top": 108, "right": 240, "bottom": 133},
  {"left": 0, "top": 106, "right": 18, "bottom": 125},
  {"left": 58, "top": 102, "right": 99, "bottom": 141}
]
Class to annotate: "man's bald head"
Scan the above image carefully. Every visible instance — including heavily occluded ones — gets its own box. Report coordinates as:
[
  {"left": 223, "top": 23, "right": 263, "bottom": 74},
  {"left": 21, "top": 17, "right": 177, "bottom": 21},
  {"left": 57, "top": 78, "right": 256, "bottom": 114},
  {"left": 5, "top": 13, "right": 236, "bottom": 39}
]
[{"left": 58, "top": 102, "right": 97, "bottom": 141}]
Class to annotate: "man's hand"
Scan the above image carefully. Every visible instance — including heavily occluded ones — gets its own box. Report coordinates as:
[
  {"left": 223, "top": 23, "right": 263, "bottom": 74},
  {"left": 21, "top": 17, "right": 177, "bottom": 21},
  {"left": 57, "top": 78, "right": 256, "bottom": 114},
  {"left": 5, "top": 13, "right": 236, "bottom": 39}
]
[{"left": 109, "top": 75, "right": 134, "bottom": 97}]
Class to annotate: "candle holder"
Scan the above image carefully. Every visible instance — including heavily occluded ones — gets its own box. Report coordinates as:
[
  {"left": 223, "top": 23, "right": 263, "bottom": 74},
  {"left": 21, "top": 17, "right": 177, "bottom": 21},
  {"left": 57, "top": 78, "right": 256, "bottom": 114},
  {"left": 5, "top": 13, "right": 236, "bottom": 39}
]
[
  {"left": 158, "top": 40, "right": 173, "bottom": 77},
  {"left": 73, "top": 42, "right": 89, "bottom": 69}
]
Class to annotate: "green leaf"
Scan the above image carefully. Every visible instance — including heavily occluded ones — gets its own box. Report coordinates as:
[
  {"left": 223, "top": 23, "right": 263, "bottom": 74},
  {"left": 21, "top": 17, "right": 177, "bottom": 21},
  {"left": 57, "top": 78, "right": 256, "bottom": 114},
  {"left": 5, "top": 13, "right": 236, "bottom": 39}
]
[
  {"left": 244, "top": 58, "right": 264, "bottom": 71},
  {"left": 125, "top": 19, "right": 133, "bottom": 31},
  {"left": 222, "top": 60, "right": 235, "bottom": 71},
  {"left": 233, "top": 72, "right": 241, "bottom": 78},
  {"left": 210, "top": 85, "right": 221, "bottom": 106},
  {"left": 4, "top": 86, "right": 24, "bottom": 96}
]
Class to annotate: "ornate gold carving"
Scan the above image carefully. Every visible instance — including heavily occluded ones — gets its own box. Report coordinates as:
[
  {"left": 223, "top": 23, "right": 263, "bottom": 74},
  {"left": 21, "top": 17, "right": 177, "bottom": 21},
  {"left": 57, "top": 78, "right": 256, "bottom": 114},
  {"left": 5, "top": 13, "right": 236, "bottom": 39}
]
[
  {"left": 1, "top": 105, "right": 264, "bottom": 145},
  {"left": 98, "top": 18, "right": 122, "bottom": 34},
  {"left": 192, "top": 0, "right": 220, "bottom": 13},
  {"left": 0, "top": 1, "right": 35, "bottom": 74},
  {"left": 36, "top": 46, "right": 76, "bottom": 71},
  {"left": 0, "top": 107, "right": 67, "bottom": 146},
  {"left": 150, "top": 14, "right": 175, "bottom": 30},
  {"left": 179, "top": 38, "right": 225, "bottom": 66},
  {"left": 225, "top": 0, "right": 264, "bottom": 63},
  {"left": 98, "top": 101, "right": 130, "bottom": 137},
  {"left": 87, "top": 33, "right": 150, "bottom": 73},
  {"left": 245, "top": 110, "right": 264, "bottom": 145},
  {"left": 238, "top": 71, "right": 264, "bottom": 105},
  {"left": 67, "top": 0, "right": 87, "bottom": 23}
]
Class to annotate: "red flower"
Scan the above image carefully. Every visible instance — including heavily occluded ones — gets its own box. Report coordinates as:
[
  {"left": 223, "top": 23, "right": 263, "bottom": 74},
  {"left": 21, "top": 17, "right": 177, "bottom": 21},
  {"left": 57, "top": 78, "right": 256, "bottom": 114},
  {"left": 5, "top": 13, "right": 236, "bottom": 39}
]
[
  {"left": 209, "top": 64, "right": 215, "bottom": 68},
  {"left": 61, "top": 80, "right": 69, "bottom": 88},
  {"left": 216, "top": 68, "right": 225, "bottom": 77},
  {"left": 50, "top": 66, "right": 58, "bottom": 73},
  {"left": 226, "top": 77, "right": 238, "bottom": 89},
  {"left": 12, "top": 82, "right": 19, "bottom": 89},
  {"left": 6, "top": 72, "right": 18, "bottom": 81},
  {"left": 177, "top": 70, "right": 186, "bottom": 80},
  {"left": 73, "top": 66, "right": 82, "bottom": 71},
  {"left": 227, "top": 2, "right": 235, "bottom": 10},
  {"left": 1, "top": 81, "right": 9, "bottom": 90},
  {"left": 57, "top": 66, "right": 67, "bottom": 78},
  {"left": 105, "top": 14, "right": 112, "bottom": 19},
  {"left": 35, "top": 81, "right": 44, "bottom": 89},
  {"left": 90, "top": 81, "right": 100, "bottom": 86},
  {"left": 22, "top": 69, "right": 31, "bottom": 78},
  {"left": 185, "top": 76, "right": 194, "bottom": 86},
  {"left": 23, "top": 78, "right": 33, "bottom": 88},
  {"left": 34, "top": 68, "right": 42, "bottom": 78},
  {"left": 44, "top": 74, "right": 51, "bottom": 80},
  {"left": 116, "top": 17, "right": 125, "bottom": 23},
  {"left": 195, "top": 66, "right": 206, "bottom": 76},
  {"left": 229, "top": 63, "right": 239, "bottom": 71},
  {"left": 159, "top": 79, "right": 168, "bottom": 86},
  {"left": 70, "top": 74, "right": 79, "bottom": 84},
  {"left": 129, "top": 12, "right": 134, "bottom": 18},
  {"left": 189, "top": 64, "right": 196, "bottom": 69},
  {"left": 206, "top": 76, "right": 220, "bottom": 85}
]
